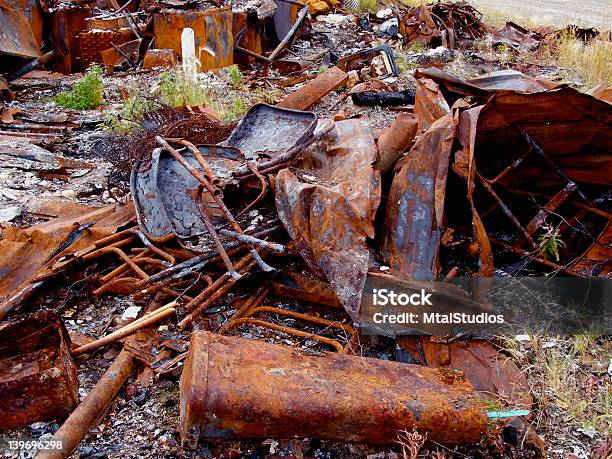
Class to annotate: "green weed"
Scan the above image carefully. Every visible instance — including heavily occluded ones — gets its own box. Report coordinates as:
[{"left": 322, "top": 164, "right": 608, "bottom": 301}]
[
  {"left": 158, "top": 68, "right": 210, "bottom": 108},
  {"left": 55, "top": 65, "right": 104, "bottom": 110},
  {"left": 538, "top": 224, "right": 566, "bottom": 261},
  {"left": 227, "top": 65, "right": 244, "bottom": 88}
]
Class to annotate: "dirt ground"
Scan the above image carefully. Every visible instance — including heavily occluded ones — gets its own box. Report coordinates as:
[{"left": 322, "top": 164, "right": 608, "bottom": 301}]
[{"left": 470, "top": 0, "right": 610, "bottom": 29}]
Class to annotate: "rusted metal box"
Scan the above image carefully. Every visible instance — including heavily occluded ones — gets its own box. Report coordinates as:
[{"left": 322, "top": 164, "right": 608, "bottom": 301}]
[
  {"left": 180, "top": 331, "right": 488, "bottom": 448},
  {"left": 0, "top": 311, "right": 79, "bottom": 431},
  {"left": 153, "top": 7, "right": 233, "bottom": 71}
]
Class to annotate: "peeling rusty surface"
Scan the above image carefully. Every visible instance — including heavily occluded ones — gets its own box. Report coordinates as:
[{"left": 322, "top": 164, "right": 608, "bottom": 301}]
[
  {"left": 0, "top": 310, "right": 78, "bottom": 430},
  {"left": 570, "top": 222, "right": 612, "bottom": 276},
  {"left": 153, "top": 7, "right": 233, "bottom": 71},
  {"left": 180, "top": 331, "right": 488, "bottom": 447},
  {"left": 277, "top": 66, "right": 348, "bottom": 111},
  {"left": 381, "top": 114, "right": 454, "bottom": 281},
  {"left": 414, "top": 77, "right": 451, "bottom": 132},
  {"left": 275, "top": 117, "right": 380, "bottom": 320}
]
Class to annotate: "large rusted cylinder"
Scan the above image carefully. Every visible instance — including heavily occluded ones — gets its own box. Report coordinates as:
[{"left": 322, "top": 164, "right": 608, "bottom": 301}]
[{"left": 180, "top": 331, "right": 489, "bottom": 448}]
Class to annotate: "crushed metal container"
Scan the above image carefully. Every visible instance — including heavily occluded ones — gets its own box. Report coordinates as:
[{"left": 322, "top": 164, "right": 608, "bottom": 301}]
[
  {"left": 180, "top": 331, "right": 489, "bottom": 448},
  {"left": 0, "top": 310, "right": 79, "bottom": 430}
]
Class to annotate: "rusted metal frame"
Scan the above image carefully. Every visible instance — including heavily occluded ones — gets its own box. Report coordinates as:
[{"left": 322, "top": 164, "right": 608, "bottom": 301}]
[
  {"left": 80, "top": 236, "right": 138, "bottom": 261},
  {"left": 518, "top": 127, "right": 588, "bottom": 201},
  {"left": 170, "top": 139, "right": 222, "bottom": 188},
  {"left": 179, "top": 252, "right": 262, "bottom": 329},
  {"left": 133, "top": 226, "right": 281, "bottom": 288},
  {"left": 156, "top": 136, "right": 274, "bottom": 273},
  {"left": 476, "top": 172, "right": 538, "bottom": 250},
  {"left": 94, "top": 277, "right": 140, "bottom": 296},
  {"left": 234, "top": 2, "right": 308, "bottom": 64},
  {"left": 490, "top": 238, "right": 586, "bottom": 277},
  {"left": 195, "top": 187, "right": 241, "bottom": 280},
  {"left": 234, "top": 120, "right": 335, "bottom": 178},
  {"left": 223, "top": 318, "right": 344, "bottom": 352},
  {"left": 72, "top": 303, "right": 177, "bottom": 356},
  {"left": 485, "top": 148, "right": 533, "bottom": 185},
  {"left": 217, "top": 284, "right": 271, "bottom": 332},
  {"left": 218, "top": 228, "right": 287, "bottom": 254},
  {"left": 525, "top": 182, "right": 577, "bottom": 235}
]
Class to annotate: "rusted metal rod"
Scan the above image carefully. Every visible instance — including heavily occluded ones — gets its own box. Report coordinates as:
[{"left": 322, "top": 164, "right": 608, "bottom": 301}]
[
  {"left": 476, "top": 172, "right": 538, "bottom": 250},
  {"left": 133, "top": 226, "right": 281, "bottom": 288},
  {"left": 217, "top": 284, "right": 271, "bottom": 333},
  {"left": 72, "top": 305, "right": 176, "bottom": 356},
  {"left": 179, "top": 253, "right": 260, "bottom": 329},
  {"left": 223, "top": 318, "right": 345, "bottom": 352},
  {"left": 180, "top": 332, "right": 489, "bottom": 448},
  {"left": 196, "top": 188, "right": 241, "bottom": 280},
  {"left": 171, "top": 139, "right": 222, "bottom": 188},
  {"left": 218, "top": 229, "right": 287, "bottom": 253}
]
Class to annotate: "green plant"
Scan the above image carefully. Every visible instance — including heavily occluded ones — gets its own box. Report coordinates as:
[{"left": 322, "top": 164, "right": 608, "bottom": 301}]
[
  {"left": 101, "top": 92, "right": 157, "bottom": 133},
  {"left": 218, "top": 95, "right": 248, "bottom": 122},
  {"left": 227, "top": 65, "right": 244, "bottom": 88},
  {"left": 158, "top": 68, "right": 210, "bottom": 107},
  {"left": 538, "top": 224, "right": 566, "bottom": 261},
  {"left": 395, "top": 55, "right": 417, "bottom": 73},
  {"left": 347, "top": 0, "right": 377, "bottom": 13},
  {"left": 405, "top": 42, "right": 425, "bottom": 53},
  {"left": 55, "top": 65, "right": 104, "bottom": 110}
]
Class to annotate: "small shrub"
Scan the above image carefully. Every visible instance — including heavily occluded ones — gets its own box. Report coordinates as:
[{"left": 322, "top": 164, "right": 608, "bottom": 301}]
[
  {"left": 219, "top": 96, "right": 248, "bottom": 123},
  {"left": 55, "top": 65, "right": 104, "bottom": 110},
  {"left": 227, "top": 65, "right": 244, "bottom": 88},
  {"left": 538, "top": 224, "right": 566, "bottom": 261},
  {"left": 158, "top": 68, "right": 210, "bottom": 107},
  {"left": 102, "top": 92, "right": 157, "bottom": 133}
]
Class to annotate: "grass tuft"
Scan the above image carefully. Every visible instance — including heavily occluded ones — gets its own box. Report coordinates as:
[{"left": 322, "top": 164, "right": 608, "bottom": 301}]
[
  {"left": 55, "top": 65, "right": 104, "bottom": 110},
  {"left": 556, "top": 34, "right": 612, "bottom": 86},
  {"left": 158, "top": 68, "right": 210, "bottom": 107},
  {"left": 347, "top": 0, "right": 377, "bottom": 13}
]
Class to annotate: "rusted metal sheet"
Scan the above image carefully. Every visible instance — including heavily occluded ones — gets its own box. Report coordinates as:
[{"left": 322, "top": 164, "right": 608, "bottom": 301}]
[
  {"left": 224, "top": 103, "right": 316, "bottom": 161},
  {"left": 414, "top": 77, "right": 450, "bottom": 133},
  {"left": 153, "top": 7, "right": 233, "bottom": 71},
  {"left": 472, "top": 88, "right": 612, "bottom": 187},
  {"left": 275, "top": 117, "right": 381, "bottom": 320},
  {"left": 0, "top": 203, "right": 135, "bottom": 319},
  {"left": 570, "top": 222, "right": 612, "bottom": 276},
  {"left": 0, "top": 310, "right": 78, "bottom": 430},
  {"left": 180, "top": 331, "right": 489, "bottom": 447},
  {"left": 142, "top": 48, "right": 178, "bottom": 69},
  {"left": 375, "top": 112, "right": 419, "bottom": 173},
  {"left": 49, "top": 6, "right": 92, "bottom": 74},
  {"left": 277, "top": 66, "right": 348, "bottom": 111},
  {"left": 0, "top": 6, "right": 41, "bottom": 58},
  {"left": 415, "top": 68, "right": 560, "bottom": 98},
  {"left": 381, "top": 113, "right": 454, "bottom": 280}
]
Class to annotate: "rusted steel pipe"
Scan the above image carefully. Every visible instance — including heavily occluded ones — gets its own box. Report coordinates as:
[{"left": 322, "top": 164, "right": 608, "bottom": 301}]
[
  {"left": 36, "top": 349, "right": 135, "bottom": 459},
  {"left": 180, "top": 332, "right": 489, "bottom": 448},
  {"left": 172, "top": 139, "right": 222, "bottom": 188},
  {"left": 72, "top": 305, "right": 176, "bottom": 356},
  {"left": 179, "top": 253, "right": 259, "bottom": 329}
]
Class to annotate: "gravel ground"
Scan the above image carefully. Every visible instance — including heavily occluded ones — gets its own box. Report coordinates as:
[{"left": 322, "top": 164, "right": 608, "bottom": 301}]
[{"left": 469, "top": 0, "right": 610, "bottom": 29}]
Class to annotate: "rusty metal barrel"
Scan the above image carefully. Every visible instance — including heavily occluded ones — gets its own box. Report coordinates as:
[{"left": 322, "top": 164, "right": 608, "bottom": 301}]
[{"left": 180, "top": 331, "right": 489, "bottom": 447}]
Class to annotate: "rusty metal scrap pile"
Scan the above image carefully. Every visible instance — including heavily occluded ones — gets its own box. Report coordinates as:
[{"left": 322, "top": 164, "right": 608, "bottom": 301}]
[{"left": 0, "top": 0, "right": 611, "bottom": 457}]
